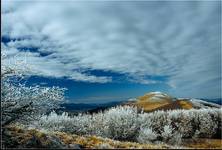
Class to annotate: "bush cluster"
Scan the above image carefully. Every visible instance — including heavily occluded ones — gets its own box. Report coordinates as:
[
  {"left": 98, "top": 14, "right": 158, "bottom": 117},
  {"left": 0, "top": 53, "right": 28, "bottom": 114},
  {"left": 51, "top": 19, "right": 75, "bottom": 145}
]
[{"left": 34, "top": 106, "right": 222, "bottom": 145}]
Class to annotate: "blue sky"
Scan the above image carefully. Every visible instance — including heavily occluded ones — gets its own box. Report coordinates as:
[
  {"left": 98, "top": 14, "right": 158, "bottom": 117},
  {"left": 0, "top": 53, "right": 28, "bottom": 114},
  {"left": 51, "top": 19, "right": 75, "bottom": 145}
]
[
  {"left": 1, "top": 0, "right": 221, "bottom": 103},
  {"left": 21, "top": 75, "right": 170, "bottom": 103}
]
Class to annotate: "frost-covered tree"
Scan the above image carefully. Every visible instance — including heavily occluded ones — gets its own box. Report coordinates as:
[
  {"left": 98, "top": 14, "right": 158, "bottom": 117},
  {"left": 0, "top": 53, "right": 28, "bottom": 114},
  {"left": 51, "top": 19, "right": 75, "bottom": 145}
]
[
  {"left": 137, "top": 127, "right": 158, "bottom": 144},
  {"left": 167, "top": 109, "right": 194, "bottom": 138},
  {"left": 33, "top": 111, "right": 72, "bottom": 132},
  {"left": 102, "top": 106, "right": 139, "bottom": 141},
  {"left": 1, "top": 51, "right": 66, "bottom": 127},
  {"left": 193, "top": 109, "right": 219, "bottom": 138},
  {"left": 71, "top": 113, "right": 93, "bottom": 135},
  {"left": 89, "top": 112, "right": 106, "bottom": 136},
  {"left": 161, "top": 125, "right": 182, "bottom": 145},
  {"left": 139, "top": 110, "right": 170, "bottom": 136}
]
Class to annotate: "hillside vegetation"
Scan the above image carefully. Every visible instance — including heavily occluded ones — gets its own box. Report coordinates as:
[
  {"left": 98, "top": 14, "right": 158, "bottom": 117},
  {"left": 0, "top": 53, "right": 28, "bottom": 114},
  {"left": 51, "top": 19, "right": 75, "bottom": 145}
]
[{"left": 31, "top": 106, "right": 221, "bottom": 147}]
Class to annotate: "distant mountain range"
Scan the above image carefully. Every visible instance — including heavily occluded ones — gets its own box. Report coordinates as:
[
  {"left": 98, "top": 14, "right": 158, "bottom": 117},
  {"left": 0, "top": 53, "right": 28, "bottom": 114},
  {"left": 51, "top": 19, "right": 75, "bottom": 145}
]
[
  {"left": 58, "top": 101, "right": 122, "bottom": 114},
  {"left": 58, "top": 92, "right": 221, "bottom": 113}
]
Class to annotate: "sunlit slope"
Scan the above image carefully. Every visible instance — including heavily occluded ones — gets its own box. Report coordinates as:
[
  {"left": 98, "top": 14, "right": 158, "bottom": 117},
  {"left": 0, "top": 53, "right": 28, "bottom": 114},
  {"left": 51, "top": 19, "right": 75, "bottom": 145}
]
[
  {"left": 125, "top": 92, "right": 193, "bottom": 112},
  {"left": 136, "top": 92, "right": 174, "bottom": 111}
]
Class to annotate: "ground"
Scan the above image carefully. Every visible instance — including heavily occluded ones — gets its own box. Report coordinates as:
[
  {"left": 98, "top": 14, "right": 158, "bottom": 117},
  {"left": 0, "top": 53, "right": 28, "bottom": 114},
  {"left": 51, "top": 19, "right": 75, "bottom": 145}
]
[
  {"left": 2, "top": 125, "right": 222, "bottom": 149},
  {"left": 2, "top": 125, "right": 170, "bottom": 149}
]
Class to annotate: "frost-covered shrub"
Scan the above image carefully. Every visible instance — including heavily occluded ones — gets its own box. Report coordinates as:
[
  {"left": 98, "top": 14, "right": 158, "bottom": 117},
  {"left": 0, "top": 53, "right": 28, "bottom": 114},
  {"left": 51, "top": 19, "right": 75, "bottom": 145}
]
[
  {"left": 167, "top": 109, "right": 194, "bottom": 138},
  {"left": 146, "top": 110, "right": 170, "bottom": 135},
  {"left": 137, "top": 127, "right": 158, "bottom": 144},
  {"left": 193, "top": 109, "right": 219, "bottom": 138},
  {"left": 161, "top": 125, "right": 173, "bottom": 142},
  {"left": 36, "top": 111, "right": 104, "bottom": 136},
  {"left": 71, "top": 113, "right": 93, "bottom": 135},
  {"left": 89, "top": 112, "right": 106, "bottom": 136},
  {"left": 138, "top": 108, "right": 221, "bottom": 142},
  {"left": 34, "top": 111, "right": 73, "bottom": 132},
  {"left": 102, "top": 106, "right": 139, "bottom": 141},
  {"left": 138, "top": 113, "right": 153, "bottom": 129},
  {"left": 36, "top": 106, "right": 140, "bottom": 140},
  {"left": 214, "top": 108, "right": 222, "bottom": 137},
  {"left": 36, "top": 112, "right": 95, "bottom": 135},
  {"left": 161, "top": 125, "right": 182, "bottom": 145}
]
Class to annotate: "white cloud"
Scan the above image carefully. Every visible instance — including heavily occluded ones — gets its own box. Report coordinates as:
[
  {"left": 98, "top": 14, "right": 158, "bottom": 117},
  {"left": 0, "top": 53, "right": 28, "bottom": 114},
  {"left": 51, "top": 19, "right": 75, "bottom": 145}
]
[{"left": 2, "top": 1, "right": 221, "bottom": 98}]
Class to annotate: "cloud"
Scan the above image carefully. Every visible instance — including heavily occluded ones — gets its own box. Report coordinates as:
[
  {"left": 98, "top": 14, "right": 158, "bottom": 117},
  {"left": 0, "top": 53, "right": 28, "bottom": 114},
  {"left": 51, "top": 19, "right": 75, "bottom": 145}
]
[{"left": 1, "top": 1, "right": 221, "bottom": 98}]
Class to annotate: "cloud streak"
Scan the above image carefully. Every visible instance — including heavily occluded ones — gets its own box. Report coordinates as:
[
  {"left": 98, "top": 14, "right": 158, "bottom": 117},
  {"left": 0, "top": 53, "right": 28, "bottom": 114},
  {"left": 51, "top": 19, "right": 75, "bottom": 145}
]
[{"left": 2, "top": 1, "right": 221, "bottom": 98}]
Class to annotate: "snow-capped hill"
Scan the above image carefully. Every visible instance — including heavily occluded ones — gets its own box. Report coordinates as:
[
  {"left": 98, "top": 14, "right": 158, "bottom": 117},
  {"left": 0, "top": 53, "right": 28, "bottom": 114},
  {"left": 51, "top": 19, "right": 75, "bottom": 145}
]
[
  {"left": 134, "top": 92, "right": 176, "bottom": 112},
  {"left": 125, "top": 92, "right": 212, "bottom": 112},
  {"left": 123, "top": 92, "right": 220, "bottom": 112}
]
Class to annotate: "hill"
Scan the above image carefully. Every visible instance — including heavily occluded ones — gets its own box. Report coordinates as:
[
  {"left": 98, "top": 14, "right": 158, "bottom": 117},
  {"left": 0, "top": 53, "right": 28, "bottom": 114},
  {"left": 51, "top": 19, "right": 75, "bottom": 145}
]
[{"left": 122, "top": 92, "right": 220, "bottom": 112}]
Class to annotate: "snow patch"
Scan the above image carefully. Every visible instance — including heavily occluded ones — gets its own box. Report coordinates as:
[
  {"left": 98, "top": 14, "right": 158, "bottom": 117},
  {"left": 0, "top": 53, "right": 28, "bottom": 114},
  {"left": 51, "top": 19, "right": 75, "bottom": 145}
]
[
  {"left": 127, "top": 98, "right": 137, "bottom": 102},
  {"left": 190, "top": 99, "right": 221, "bottom": 108}
]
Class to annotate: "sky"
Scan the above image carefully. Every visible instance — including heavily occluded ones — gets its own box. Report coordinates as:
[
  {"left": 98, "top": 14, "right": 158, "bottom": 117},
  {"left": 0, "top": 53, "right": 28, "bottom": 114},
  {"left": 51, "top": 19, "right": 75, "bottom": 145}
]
[{"left": 1, "top": 0, "right": 221, "bottom": 103}]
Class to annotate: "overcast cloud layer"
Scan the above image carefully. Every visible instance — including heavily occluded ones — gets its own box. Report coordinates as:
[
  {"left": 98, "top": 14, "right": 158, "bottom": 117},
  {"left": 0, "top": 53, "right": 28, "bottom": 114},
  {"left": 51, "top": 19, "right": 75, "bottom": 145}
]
[{"left": 2, "top": 0, "right": 221, "bottom": 98}]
